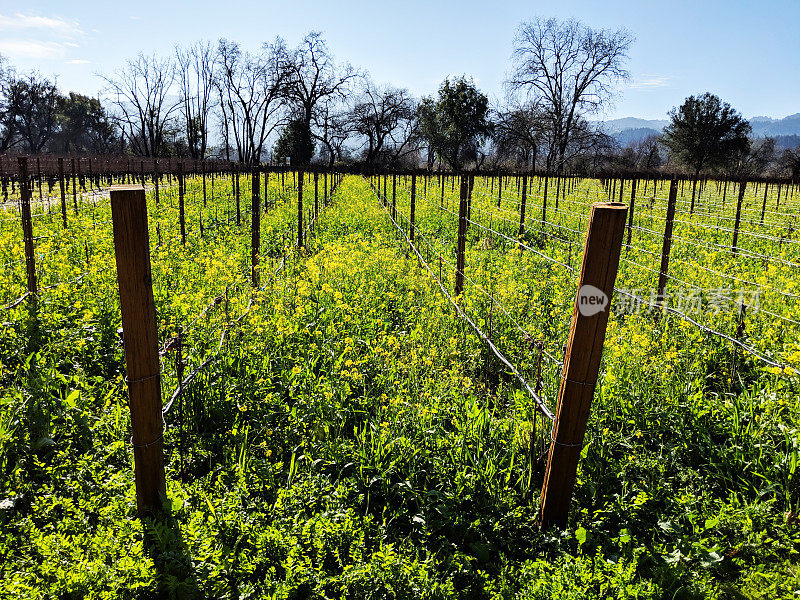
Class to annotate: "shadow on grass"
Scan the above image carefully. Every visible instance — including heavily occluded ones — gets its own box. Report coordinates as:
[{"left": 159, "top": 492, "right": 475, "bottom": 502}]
[{"left": 142, "top": 508, "right": 202, "bottom": 600}]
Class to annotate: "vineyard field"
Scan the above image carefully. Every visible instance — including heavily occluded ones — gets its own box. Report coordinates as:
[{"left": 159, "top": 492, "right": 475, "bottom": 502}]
[{"left": 0, "top": 169, "right": 798, "bottom": 599}]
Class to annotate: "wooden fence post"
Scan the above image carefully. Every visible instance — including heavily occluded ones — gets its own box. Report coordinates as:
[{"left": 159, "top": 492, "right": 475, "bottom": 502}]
[
  {"left": 178, "top": 162, "right": 186, "bottom": 245},
  {"left": 297, "top": 170, "right": 304, "bottom": 249},
  {"left": 539, "top": 200, "right": 627, "bottom": 529},
  {"left": 252, "top": 169, "right": 260, "bottom": 288},
  {"left": 18, "top": 158, "right": 38, "bottom": 299},
  {"left": 314, "top": 172, "right": 319, "bottom": 219},
  {"left": 454, "top": 175, "right": 468, "bottom": 296},
  {"left": 71, "top": 158, "right": 78, "bottom": 214},
  {"left": 542, "top": 175, "right": 549, "bottom": 231},
  {"left": 153, "top": 159, "right": 160, "bottom": 206},
  {"left": 235, "top": 165, "right": 241, "bottom": 226},
  {"left": 202, "top": 161, "right": 207, "bottom": 206},
  {"left": 518, "top": 173, "right": 528, "bottom": 238},
  {"left": 392, "top": 174, "right": 397, "bottom": 221},
  {"left": 626, "top": 179, "right": 636, "bottom": 250},
  {"left": 58, "top": 157, "right": 67, "bottom": 228},
  {"left": 268, "top": 169, "right": 270, "bottom": 214},
  {"left": 110, "top": 186, "right": 166, "bottom": 517},
  {"left": 410, "top": 173, "right": 416, "bottom": 242},
  {"left": 732, "top": 180, "right": 746, "bottom": 254},
  {"left": 760, "top": 182, "right": 768, "bottom": 224},
  {"left": 656, "top": 178, "right": 678, "bottom": 306},
  {"left": 497, "top": 174, "right": 502, "bottom": 208}
]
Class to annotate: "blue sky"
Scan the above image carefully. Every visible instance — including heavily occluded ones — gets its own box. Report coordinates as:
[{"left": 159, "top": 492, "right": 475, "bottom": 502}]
[{"left": 0, "top": 0, "right": 798, "bottom": 121}]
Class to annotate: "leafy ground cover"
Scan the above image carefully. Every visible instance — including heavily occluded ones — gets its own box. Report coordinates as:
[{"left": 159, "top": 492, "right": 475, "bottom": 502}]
[{"left": 0, "top": 173, "right": 798, "bottom": 598}]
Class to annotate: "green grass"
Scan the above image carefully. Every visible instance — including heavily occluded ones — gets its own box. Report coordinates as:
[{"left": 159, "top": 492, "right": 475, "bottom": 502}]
[{"left": 0, "top": 173, "right": 798, "bottom": 599}]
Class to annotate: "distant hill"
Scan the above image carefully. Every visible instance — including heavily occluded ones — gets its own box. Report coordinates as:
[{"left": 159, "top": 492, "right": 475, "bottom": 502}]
[
  {"left": 774, "top": 135, "right": 800, "bottom": 149},
  {"left": 594, "top": 114, "right": 800, "bottom": 148},
  {"left": 613, "top": 127, "right": 662, "bottom": 146},
  {"left": 596, "top": 117, "right": 670, "bottom": 135},
  {"left": 748, "top": 113, "right": 800, "bottom": 137}
]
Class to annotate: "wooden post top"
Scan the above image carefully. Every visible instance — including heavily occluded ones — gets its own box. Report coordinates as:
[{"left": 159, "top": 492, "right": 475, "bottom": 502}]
[
  {"left": 591, "top": 201, "right": 627, "bottom": 210},
  {"left": 110, "top": 185, "right": 146, "bottom": 193}
]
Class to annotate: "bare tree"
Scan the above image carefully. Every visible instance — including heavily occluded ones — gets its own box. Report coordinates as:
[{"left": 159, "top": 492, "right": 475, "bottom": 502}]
[
  {"left": 176, "top": 41, "right": 216, "bottom": 159},
  {"left": 493, "top": 102, "right": 546, "bottom": 168},
  {"left": 284, "top": 32, "right": 360, "bottom": 153},
  {"left": 313, "top": 104, "right": 351, "bottom": 167},
  {"left": 778, "top": 145, "right": 800, "bottom": 180},
  {"left": 508, "top": 18, "right": 633, "bottom": 173},
  {"left": 215, "top": 38, "right": 289, "bottom": 164},
  {"left": 100, "top": 53, "right": 180, "bottom": 157},
  {"left": 348, "top": 79, "right": 418, "bottom": 167},
  {"left": 729, "top": 136, "right": 777, "bottom": 177}
]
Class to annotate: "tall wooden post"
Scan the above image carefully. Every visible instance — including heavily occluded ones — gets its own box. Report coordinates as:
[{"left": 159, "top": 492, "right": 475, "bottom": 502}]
[
  {"left": 18, "top": 158, "right": 38, "bottom": 298},
  {"left": 497, "top": 175, "right": 502, "bottom": 208},
  {"left": 202, "top": 161, "right": 207, "bottom": 206},
  {"left": 542, "top": 175, "right": 549, "bottom": 231},
  {"left": 760, "top": 182, "right": 768, "bottom": 224},
  {"left": 626, "top": 179, "right": 636, "bottom": 249},
  {"left": 297, "top": 170, "right": 304, "bottom": 248},
  {"left": 454, "top": 175, "right": 469, "bottom": 296},
  {"left": 410, "top": 173, "right": 416, "bottom": 242},
  {"left": 110, "top": 186, "right": 166, "bottom": 517},
  {"left": 314, "top": 172, "right": 319, "bottom": 219},
  {"left": 153, "top": 159, "right": 160, "bottom": 205},
  {"left": 178, "top": 162, "right": 186, "bottom": 245},
  {"left": 392, "top": 174, "right": 397, "bottom": 220},
  {"left": 58, "top": 157, "right": 68, "bottom": 228},
  {"left": 656, "top": 179, "right": 678, "bottom": 305},
  {"left": 251, "top": 170, "right": 260, "bottom": 288},
  {"left": 518, "top": 174, "right": 528, "bottom": 238},
  {"left": 539, "top": 201, "right": 627, "bottom": 529},
  {"left": 235, "top": 165, "right": 241, "bottom": 226},
  {"left": 71, "top": 158, "right": 78, "bottom": 214},
  {"left": 732, "top": 180, "right": 746, "bottom": 254}
]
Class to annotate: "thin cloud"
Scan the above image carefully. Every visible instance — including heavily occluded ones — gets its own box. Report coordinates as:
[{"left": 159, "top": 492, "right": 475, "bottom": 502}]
[
  {"left": 0, "top": 39, "right": 68, "bottom": 59},
  {"left": 66, "top": 59, "right": 90, "bottom": 65},
  {"left": 0, "top": 13, "right": 84, "bottom": 61},
  {"left": 0, "top": 13, "right": 82, "bottom": 37},
  {"left": 628, "top": 75, "right": 671, "bottom": 90}
]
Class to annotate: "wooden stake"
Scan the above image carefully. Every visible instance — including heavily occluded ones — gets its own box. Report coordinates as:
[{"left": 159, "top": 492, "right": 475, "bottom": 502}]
[
  {"left": 392, "top": 174, "right": 397, "bottom": 221},
  {"left": 252, "top": 169, "right": 260, "bottom": 288},
  {"left": 71, "top": 158, "right": 78, "bottom": 214},
  {"left": 58, "top": 157, "right": 67, "bottom": 228},
  {"left": 454, "top": 175, "right": 468, "bottom": 296},
  {"left": 178, "top": 162, "right": 186, "bottom": 245},
  {"left": 297, "top": 170, "right": 304, "bottom": 248},
  {"left": 732, "top": 180, "right": 746, "bottom": 254},
  {"left": 18, "top": 158, "right": 38, "bottom": 298},
  {"left": 539, "top": 200, "right": 627, "bottom": 529},
  {"left": 626, "top": 179, "right": 636, "bottom": 250},
  {"left": 518, "top": 174, "right": 527, "bottom": 238},
  {"left": 235, "top": 165, "right": 241, "bottom": 226},
  {"left": 110, "top": 186, "right": 166, "bottom": 517},
  {"left": 410, "top": 173, "right": 416, "bottom": 243},
  {"left": 656, "top": 179, "right": 678, "bottom": 306}
]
